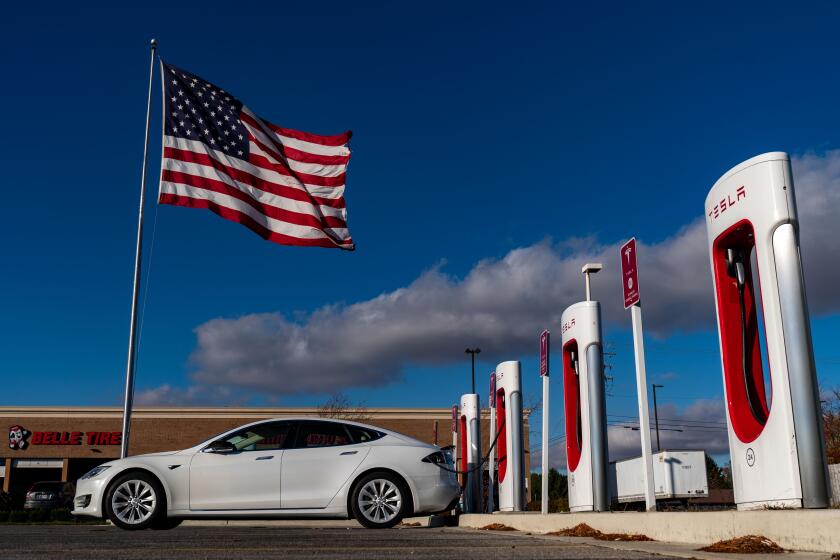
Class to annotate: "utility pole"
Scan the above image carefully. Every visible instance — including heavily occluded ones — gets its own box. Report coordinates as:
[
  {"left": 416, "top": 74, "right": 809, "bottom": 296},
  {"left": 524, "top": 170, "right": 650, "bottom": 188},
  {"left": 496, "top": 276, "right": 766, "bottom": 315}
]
[
  {"left": 652, "top": 384, "right": 664, "bottom": 451},
  {"left": 465, "top": 348, "right": 481, "bottom": 394}
]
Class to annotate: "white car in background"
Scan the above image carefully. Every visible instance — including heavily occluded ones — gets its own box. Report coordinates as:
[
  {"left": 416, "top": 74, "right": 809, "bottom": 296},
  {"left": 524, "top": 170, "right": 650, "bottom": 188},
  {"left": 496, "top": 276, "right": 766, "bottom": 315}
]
[{"left": 72, "top": 418, "right": 459, "bottom": 529}]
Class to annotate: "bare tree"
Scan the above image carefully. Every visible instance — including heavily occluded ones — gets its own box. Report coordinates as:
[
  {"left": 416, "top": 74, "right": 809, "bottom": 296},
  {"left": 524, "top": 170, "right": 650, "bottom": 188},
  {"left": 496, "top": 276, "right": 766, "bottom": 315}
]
[
  {"left": 822, "top": 387, "right": 840, "bottom": 464},
  {"left": 317, "top": 392, "right": 371, "bottom": 422}
]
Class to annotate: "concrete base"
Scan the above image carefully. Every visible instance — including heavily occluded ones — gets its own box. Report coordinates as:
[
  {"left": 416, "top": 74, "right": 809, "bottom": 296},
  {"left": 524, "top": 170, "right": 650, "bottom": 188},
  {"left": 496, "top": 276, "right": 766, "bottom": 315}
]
[{"left": 458, "top": 511, "right": 840, "bottom": 554}]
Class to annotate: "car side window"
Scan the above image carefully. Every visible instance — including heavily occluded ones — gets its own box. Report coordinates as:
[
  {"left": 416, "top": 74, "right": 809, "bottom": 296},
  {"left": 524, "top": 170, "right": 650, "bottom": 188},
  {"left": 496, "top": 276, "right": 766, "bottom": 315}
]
[
  {"left": 347, "top": 425, "right": 384, "bottom": 443},
  {"left": 221, "top": 421, "right": 291, "bottom": 452},
  {"left": 292, "top": 421, "right": 352, "bottom": 448}
]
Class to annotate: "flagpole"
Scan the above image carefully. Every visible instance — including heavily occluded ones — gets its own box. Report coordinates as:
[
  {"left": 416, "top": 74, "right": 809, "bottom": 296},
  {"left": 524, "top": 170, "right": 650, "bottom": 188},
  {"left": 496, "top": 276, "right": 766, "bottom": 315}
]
[{"left": 121, "top": 38, "right": 157, "bottom": 459}]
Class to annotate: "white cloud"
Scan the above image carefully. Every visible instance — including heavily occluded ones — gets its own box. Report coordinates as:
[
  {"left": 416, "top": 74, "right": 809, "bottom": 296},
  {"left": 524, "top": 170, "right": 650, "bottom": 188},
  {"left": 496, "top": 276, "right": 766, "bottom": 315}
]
[
  {"left": 134, "top": 384, "right": 243, "bottom": 406},
  {"left": 140, "top": 151, "right": 840, "bottom": 402}
]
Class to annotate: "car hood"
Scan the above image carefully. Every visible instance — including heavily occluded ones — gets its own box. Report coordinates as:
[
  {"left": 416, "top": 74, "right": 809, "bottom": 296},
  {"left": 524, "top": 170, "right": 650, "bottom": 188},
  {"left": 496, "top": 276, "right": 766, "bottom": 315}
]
[{"left": 127, "top": 450, "right": 182, "bottom": 459}]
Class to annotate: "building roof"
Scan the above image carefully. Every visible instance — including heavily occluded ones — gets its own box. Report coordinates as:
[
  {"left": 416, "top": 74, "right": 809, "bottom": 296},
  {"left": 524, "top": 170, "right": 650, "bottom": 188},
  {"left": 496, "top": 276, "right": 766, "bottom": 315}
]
[{"left": 0, "top": 406, "right": 528, "bottom": 420}]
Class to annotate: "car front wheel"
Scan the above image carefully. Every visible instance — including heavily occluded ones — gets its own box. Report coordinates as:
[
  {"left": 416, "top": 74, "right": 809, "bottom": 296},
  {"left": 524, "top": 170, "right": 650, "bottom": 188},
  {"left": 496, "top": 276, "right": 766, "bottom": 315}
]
[
  {"left": 351, "top": 472, "right": 409, "bottom": 529},
  {"left": 105, "top": 472, "right": 164, "bottom": 530}
]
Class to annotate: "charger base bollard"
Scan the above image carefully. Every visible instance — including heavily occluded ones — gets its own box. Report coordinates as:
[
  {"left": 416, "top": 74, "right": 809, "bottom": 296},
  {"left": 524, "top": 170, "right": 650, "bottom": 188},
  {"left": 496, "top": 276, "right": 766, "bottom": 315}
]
[
  {"left": 495, "top": 361, "right": 525, "bottom": 512},
  {"left": 459, "top": 393, "right": 481, "bottom": 513},
  {"left": 705, "top": 152, "right": 829, "bottom": 510},
  {"left": 560, "top": 301, "right": 609, "bottom": 512}
]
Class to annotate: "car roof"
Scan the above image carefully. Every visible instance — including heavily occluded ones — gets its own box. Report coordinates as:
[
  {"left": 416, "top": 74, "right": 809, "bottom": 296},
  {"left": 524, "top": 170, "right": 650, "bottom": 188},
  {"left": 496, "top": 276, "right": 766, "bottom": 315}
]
[{"left": 246, "top": 417, "right": 391, "bottom": 432}]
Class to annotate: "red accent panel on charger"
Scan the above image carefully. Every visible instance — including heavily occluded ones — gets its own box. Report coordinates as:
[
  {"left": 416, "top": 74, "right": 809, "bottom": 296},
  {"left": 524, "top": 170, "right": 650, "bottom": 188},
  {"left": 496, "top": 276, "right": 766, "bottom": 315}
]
[
  {"left": 496, "top": 389, "right": 507, "bottom": 483},
  {"left": 712, "top": 220, "right": 771, "bottom": 443},
  {"left": 563, "top": 339, "right": 583, "bottom": 472},
  {"left": 459, "top": 415, "right": 468, "bottom": 481}
]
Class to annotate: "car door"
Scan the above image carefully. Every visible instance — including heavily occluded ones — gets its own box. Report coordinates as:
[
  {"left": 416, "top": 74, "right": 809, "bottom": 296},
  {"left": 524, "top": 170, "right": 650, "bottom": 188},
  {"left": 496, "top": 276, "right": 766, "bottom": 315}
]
[
  {"left": 280, "top": 420, "right": 370, "bottom": 509},
  {"left": 189, "top": 420, "right": 290, "bottom": 510}
]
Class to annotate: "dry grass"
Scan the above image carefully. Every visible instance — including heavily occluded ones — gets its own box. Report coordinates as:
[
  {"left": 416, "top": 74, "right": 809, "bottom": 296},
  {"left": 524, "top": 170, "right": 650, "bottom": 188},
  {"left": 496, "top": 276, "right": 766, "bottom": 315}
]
[
  {"left": 547, "top": 523, "right": 654, "bottom": 542},
  {"left": 399, "top": 522, "right": 422, "bottom": 527},
  {"left": 480, "top": 523, "right": 517, "bottom": 531},
  {"left": 699, "top": 535, "right": 785, "bottom": 554},
  {"left": 548, "top": 523, "right": 603, "bottom": 538}
]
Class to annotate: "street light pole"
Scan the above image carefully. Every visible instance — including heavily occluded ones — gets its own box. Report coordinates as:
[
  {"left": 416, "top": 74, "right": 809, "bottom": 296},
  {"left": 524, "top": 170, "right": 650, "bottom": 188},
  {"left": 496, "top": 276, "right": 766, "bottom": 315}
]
[
  {"left": 581, "top": 263, "right": 603, "bottom": 302},
  {"left": 465, "top": 348, "right": 481, "bottom": 394},
  {"left": 652, "top": 383, "right": 664, "bottom": 451}
]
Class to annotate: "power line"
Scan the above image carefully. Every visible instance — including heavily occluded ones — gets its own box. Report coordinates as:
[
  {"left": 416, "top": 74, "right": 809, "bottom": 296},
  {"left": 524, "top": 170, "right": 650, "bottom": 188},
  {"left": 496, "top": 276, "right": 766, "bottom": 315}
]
[{"left": 608, "top": 413, "right": 727, "bottom": 426}]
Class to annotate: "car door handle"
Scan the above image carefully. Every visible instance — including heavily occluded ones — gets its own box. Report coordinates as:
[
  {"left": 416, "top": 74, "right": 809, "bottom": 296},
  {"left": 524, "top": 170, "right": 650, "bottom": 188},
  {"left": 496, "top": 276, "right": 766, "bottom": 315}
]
[
  {"left": 255, "top": 455, "right": 274, "bottom": 460},
  {"left": 340, "top": 451, "right": 358, "bottom": 456}
]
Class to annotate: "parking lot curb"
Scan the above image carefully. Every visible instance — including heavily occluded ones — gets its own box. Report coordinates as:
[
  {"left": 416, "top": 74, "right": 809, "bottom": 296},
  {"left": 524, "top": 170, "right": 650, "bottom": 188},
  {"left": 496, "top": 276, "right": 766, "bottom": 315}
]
[
  {"left": 457, "top": 511, "right": 840, "bottom": 554},
  {"left": 454, "top": 525, "right": 832, "bottom": 560}
]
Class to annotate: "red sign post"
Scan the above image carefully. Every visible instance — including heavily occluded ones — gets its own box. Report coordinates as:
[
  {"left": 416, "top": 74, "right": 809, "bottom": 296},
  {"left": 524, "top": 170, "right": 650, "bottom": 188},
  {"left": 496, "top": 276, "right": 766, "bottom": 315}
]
[
  {"left": 539, "top": 328, "right": 551, "bottom": 513},
  {"left": 620, "top": 237, "right": 656, "bottom": 510},
  {"left": 489, "top": 372, "right": 496, "bottom": 408},
  {"left": 451, "top": 405, "right": 458, "bottom": 433},
  {"left": 539, "top": 330, "right": 550, "bottom": 377},
  {"left": 620, "top": 237, "right": 640, "bottom": 308}
]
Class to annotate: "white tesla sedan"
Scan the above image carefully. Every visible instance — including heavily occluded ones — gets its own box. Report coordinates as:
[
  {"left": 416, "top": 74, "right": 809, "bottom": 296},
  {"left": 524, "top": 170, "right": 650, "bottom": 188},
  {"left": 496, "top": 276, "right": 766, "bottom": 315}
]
[{"left": 72, "top": 418, "right": 459, "bottom": 529}]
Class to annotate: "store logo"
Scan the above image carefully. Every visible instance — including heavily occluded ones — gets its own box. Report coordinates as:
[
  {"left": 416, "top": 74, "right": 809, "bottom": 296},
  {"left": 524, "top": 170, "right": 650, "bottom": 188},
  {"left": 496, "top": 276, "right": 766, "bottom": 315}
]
[
  {"left": 9, "top": 425, "right": 31, "bottom": 450},
  {"left": 708, "top": 185, "right": 746, "bottom": 221},
  {"left": 7, "top": 423, "right": 122, "bottom": 447}
]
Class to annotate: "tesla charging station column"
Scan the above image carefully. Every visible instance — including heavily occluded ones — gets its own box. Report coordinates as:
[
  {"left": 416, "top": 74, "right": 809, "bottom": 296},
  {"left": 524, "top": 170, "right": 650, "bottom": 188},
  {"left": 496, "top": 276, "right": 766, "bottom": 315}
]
[
  {"left": 459, "top": 393, "right": 481, "bottom": 513},
  {"left": 560, "top": 301, "right": 609, "bottom": 512},
  {"left": 706, "top": 152, "right": 829, "bottom": 510},
  {"left": 495, "top": 361, "right": 525, "bottom": 511}
]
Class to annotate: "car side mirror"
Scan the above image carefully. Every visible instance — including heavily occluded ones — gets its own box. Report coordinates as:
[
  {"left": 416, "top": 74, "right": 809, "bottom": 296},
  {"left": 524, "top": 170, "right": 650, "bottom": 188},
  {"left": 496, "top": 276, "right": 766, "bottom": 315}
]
[{"left": 204, "top": 440, "right": 237, "bottom": 454}]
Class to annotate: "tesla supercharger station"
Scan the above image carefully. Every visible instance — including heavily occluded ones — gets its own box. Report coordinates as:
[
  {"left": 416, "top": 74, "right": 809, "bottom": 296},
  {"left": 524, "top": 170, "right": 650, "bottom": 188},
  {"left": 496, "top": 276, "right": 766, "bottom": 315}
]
[
  {"left": 560, "top": 301, "right": 609, "bottom": 512},
  {"left": 706, "top": 152, "right": 830, "bottom": 510},
  {"left": 495, "top": 361, "right": 525, "bottom": 511},
  {"left": 459, "top": 393, "right": 482, "bottom": 513}
]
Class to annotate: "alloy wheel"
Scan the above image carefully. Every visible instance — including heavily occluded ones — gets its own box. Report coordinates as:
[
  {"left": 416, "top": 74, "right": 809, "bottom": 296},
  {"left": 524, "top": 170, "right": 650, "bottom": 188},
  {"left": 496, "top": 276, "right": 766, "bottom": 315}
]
[
  {"left": 358, "top": 478, "right": 402, "bottom": 524},
  {"left": 111, "top": 479, "right": 157, "bottom": 525}
]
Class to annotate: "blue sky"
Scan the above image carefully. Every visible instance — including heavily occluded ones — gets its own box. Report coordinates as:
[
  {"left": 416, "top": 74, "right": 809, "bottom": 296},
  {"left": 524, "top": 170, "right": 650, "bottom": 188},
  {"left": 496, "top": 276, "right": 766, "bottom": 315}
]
[{"left": 3, "top": 2, "right": 840, "bottom": 465}]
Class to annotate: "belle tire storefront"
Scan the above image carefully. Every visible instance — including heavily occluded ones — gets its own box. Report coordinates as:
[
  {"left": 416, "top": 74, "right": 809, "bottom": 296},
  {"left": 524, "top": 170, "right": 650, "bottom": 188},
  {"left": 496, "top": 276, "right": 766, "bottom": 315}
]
[{"left": 2, "top": 406, "right": 526, "bottom": 498}]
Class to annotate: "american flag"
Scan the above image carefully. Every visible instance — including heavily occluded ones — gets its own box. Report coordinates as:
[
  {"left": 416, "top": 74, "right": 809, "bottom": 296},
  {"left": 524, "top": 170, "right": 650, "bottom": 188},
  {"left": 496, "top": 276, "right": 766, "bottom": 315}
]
[{"left": 159, "top": 62, "right": 354, "bottom": 250}]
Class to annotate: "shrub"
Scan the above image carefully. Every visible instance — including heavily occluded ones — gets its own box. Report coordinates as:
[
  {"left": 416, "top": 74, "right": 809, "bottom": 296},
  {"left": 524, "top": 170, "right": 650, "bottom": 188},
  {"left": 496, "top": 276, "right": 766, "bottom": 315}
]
[
  {"left": 8, "top": 510, "right": 28, "bottom": 523},
  {"left": 28, "top": 508, "right": 49, "bottom": 522},
  {"left": 0, "top": 491, "right": 16, "bottom": 511},
  {"left": 50, "top": 508, "right": 72, "bottom": 522},
  {"left": 0, "top": 511, "right": 9, "bottom": 522}
]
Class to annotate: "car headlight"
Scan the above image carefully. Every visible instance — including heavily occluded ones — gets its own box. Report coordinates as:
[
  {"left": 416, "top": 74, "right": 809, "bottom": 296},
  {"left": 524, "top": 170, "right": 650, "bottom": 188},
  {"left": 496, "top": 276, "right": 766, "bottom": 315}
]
[{"left": 80, "top": 465, "right": 111, "bottom": 480}]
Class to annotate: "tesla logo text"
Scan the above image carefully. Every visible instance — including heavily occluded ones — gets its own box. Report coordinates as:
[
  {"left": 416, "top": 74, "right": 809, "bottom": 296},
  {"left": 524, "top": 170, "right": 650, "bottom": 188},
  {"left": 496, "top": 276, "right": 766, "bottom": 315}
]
[
  {"left": 9, "top": 425, "right": 31, "bottom": 450},
  {"left": 561, "top": 318, "right": 576, "bottom": 334},
  {"left": 708, "top": 186, "right": 746, "bottom": 220}
]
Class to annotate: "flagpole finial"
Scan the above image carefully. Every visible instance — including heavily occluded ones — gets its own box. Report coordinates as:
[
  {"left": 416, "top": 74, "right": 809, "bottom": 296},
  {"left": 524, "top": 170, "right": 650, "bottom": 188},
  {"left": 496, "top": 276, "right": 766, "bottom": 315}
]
[{"left": 150, "top": 38, "right": 157, "bottom": 49}]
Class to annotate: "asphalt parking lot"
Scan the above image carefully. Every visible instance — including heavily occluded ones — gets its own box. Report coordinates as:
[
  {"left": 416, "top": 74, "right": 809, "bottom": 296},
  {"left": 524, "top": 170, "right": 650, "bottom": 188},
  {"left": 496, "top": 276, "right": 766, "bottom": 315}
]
[{"left": 0, "top": 524, "right": 677, "bottom": 559}]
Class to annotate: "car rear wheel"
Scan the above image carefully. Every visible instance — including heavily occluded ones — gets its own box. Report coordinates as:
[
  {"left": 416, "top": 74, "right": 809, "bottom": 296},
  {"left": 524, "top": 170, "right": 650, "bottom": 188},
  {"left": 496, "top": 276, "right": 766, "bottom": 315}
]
[
  {"left": 351, "top": 472, "right": 408, "bottom": 529},
  {"left": 105, "top": 472, "right": 164, "bottom": 530}
]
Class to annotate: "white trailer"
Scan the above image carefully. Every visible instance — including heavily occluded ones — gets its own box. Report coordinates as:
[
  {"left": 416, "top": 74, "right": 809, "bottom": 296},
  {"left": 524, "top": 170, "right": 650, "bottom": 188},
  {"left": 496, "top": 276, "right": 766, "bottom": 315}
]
[{"left": 609, "top": 450, "right": 709, "bottom": 503}]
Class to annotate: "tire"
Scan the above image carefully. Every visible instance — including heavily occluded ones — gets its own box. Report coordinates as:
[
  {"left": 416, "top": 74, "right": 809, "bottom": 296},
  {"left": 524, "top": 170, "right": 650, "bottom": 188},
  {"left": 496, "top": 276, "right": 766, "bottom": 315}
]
[
  {"left": 151, "top": 517, "right": 183, "bottom": 530},
  {"left": 351, "top": 472, "right": 409, "bottom": 529},
  {"left": 105, "top": 472, "right": 165, "bottom": 530}
]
